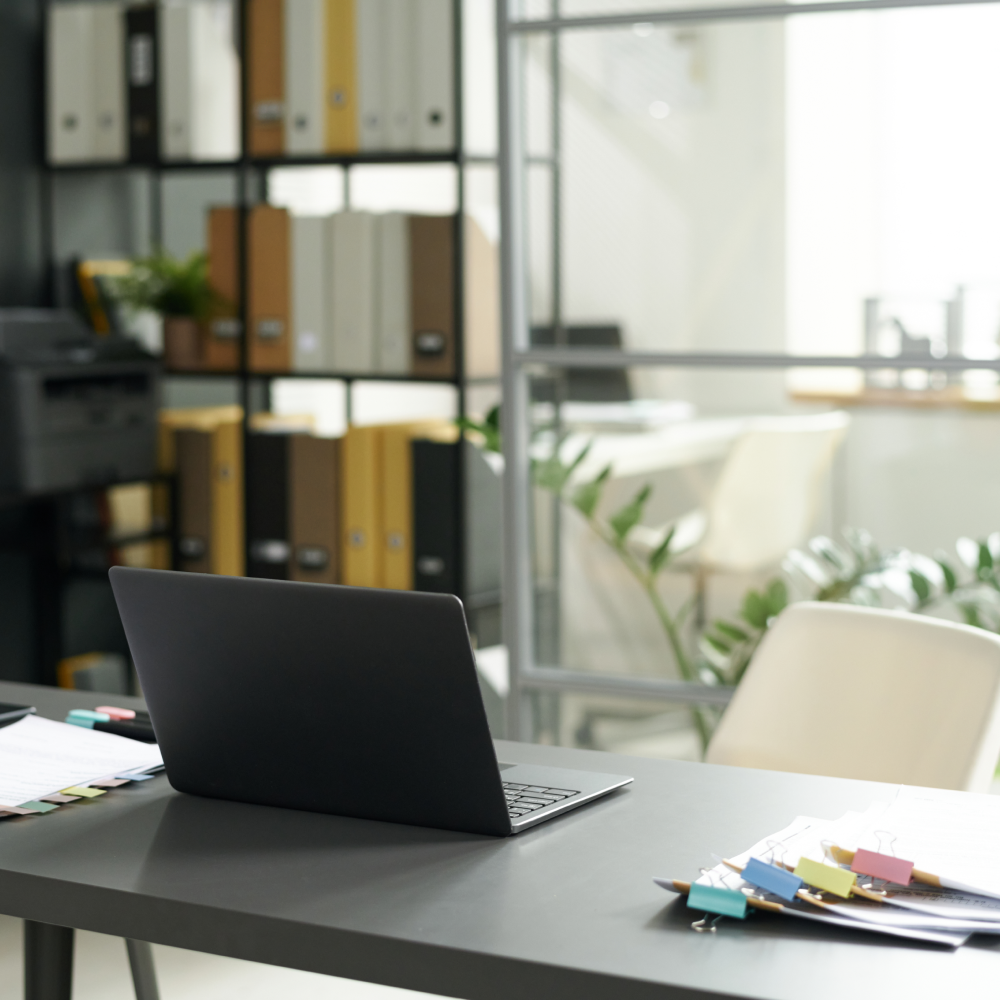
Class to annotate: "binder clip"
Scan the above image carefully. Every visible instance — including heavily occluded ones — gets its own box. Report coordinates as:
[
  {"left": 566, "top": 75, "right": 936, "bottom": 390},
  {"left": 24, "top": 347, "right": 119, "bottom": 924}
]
[
  {"left": 742, "top": 856, "right": 803, "bottom": 902},
  {"left": 851, "top": 831, "right": 914, "bottom": 886},
  {"left": 687, "top": 868, "right": 748, "bottom": 930},
  {"left": 793, "top": 850, "right": 857, "bottom": 899}
]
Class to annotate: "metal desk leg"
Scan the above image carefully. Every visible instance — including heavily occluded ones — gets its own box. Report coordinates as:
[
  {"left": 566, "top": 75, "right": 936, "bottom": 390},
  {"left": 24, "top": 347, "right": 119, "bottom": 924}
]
[
  {"left": 125, "top": 940, "right": 160, "bottom": 1000},
  {"left": 24, "top": 921, "right": 74, "bottom": 1000}
]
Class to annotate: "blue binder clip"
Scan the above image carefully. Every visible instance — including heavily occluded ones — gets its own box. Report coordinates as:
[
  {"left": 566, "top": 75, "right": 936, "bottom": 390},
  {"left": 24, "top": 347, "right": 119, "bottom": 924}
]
[{"left": 742, "top": 856, "right": 803, "bottom": 902}]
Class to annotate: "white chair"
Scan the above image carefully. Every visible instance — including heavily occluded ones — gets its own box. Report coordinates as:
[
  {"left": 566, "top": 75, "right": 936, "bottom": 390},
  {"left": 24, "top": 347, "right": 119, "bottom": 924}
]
[{"left": 706, "top": 602, "right": 1000, "bottom": 792}]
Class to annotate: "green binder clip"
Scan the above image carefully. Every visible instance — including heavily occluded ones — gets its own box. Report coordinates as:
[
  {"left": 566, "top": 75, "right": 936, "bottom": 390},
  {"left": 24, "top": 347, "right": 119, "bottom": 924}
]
[{"left": 687, "top": 880, "right": 748, "bottom": 922}]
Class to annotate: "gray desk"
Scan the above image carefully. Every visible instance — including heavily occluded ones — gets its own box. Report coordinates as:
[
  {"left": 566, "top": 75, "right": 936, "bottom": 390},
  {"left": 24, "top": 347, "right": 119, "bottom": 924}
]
[{"left": 0, "top": 680, "right": 997, "bottom": 1000}]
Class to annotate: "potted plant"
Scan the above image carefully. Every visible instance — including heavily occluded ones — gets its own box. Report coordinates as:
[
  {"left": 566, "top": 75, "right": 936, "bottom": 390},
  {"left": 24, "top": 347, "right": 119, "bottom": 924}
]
[{"left": 111, "top": 251, "right": 221, "bottom": 370}]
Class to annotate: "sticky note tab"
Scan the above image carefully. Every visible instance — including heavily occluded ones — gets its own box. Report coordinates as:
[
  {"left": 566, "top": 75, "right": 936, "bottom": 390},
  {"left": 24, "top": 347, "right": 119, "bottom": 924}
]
[
  {"left": 687, "top": 882, "right": 748, "bottom": 919},
  {"left": 851, "top": 848, "right": 914, "bottom": 885},
  {"left": 18, "top": 801, "right": 58, "bottom": 813},
  {"left": 64, "top": 716, "right": 94, "bottom": 729},
  {"left": 742, "top": 857, "right": 803, "bottom": 902},
  {"left": 794, "top": 857, "right": 857, "bottom": 898},
  {"left": 90, "top": 778, "right": 130, "bottom": 788},
  {"left": 60, "top": 787, "right": 106, "bottom": 798},
  {"left": 96, "top": 706, "right": 136, "bottom": 720},
  {"left": 41, "top": 794, "right": 80, "bottom": 804},
  {"left": 69, "top": 709, "right": 111, "bottom": 722},
  {"left": 0, "top": 805, "right": 40, "bottom": 815},
  {"left": 116, "top": 773, "right": 153, "bottom": 781}
]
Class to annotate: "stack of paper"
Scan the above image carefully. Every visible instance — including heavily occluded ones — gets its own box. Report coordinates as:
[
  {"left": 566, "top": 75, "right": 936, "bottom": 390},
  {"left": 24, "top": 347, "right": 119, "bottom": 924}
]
[
  {"left": 0, "top": 716, "right": 162, "bottom": 810},
  {"left": 657, "top": 786, "right": 1000, "bottom": 947}
]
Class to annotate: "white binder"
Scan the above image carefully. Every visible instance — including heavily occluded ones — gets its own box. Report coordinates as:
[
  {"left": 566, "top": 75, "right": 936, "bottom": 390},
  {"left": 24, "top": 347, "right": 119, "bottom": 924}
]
[
  {"left": 160, "top": 2, "right": 193, "bottom": 159},
  {"left": 92, "top": 3, "right": 127, "bottom": 162},
  {"left": 383, "top": 0, "right": 414, "bottom": 150},
  {"left": 356, "top": 0, "right": 385, "bottom": 151},
  {"left": 284, "top": 0, "right": 326, "bottom": 155},
  {"left": 48, "top": 4, "right": 97, "bottom": 163},
  {"left": 190, "top": 0, "right": 239, "bottom": 160},
  {"left": 376, "top": 212, "right": 411, "bottom": 374},
  {"left": 328, "top": 212, "right": 378, "bottom": 373},
  {"left": 415, "top": 0, "right": 454, "bottom": 152},
  {"left": 292, "top": 215, "right": 329, "bottom": 372}
]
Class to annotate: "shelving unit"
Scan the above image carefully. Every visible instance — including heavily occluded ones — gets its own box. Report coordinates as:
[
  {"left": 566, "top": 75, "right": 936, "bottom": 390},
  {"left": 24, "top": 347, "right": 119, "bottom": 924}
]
[{"left": 36, "top": 0, "right": 501, "bottom": 672}]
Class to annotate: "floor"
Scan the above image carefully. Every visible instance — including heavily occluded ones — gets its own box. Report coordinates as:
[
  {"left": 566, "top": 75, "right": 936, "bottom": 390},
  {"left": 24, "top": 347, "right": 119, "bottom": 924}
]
[{"left": 0, "top": 914, "right": 434, "bottom": 1000}]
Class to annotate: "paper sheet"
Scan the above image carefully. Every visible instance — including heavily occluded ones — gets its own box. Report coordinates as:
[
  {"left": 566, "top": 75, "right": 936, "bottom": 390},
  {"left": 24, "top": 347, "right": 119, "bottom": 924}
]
[{"left": 0, "top": 716, "right": 162, "bottom": 807}]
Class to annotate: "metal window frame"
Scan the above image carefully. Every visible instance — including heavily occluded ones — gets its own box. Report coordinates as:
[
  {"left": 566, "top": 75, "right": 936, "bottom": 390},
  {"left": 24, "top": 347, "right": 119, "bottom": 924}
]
[{"left": 496, "top": 0, "right": 1000, "bottom": 739}]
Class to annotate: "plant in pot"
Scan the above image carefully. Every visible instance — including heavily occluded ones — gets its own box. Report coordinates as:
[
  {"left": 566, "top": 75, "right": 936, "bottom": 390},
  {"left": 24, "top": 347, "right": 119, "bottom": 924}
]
[{"left": 110, "top": 251, "right": 222, "bottom": 370}]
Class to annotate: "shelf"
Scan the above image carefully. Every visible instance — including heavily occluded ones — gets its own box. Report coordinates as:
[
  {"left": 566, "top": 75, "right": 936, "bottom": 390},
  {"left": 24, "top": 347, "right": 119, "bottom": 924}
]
[
  {"left": 790, "top": 385, "right": 1000, "bottom": 410},
  {"left": 47, "top": 151, "right": 463, "bottom": 174},
  {"left": 163, "top": 368, "right": 465, "bottom": 385}
]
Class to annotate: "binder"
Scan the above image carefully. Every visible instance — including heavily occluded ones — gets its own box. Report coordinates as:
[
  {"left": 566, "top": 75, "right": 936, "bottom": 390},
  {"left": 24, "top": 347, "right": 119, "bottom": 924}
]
[
  {"left": 248, "top": 205, "right": 291, "bottom": 372},
  {"left": 289, "top": 434, "right": 340, "bottom": 584},
  {"left": 409, "top": 214, "right": 455, "bottom": 378},
  {"left": 291, "top": 215, "right": 328, "bottom": 371},
  {"left": 284, "top": 0, "right": 326, "bottom": 155},
  {"left": 248, "top": 432, "right": 290, "bottom": 580},
  {"left": 160, "top": 1, "right": 192, "bottom": 160},
  {"left": 463, "top": 214, "right": 500, "bottom": 379},
  {"left": 248, "top": 0, "right": 285, "bottom": 156},
  {"left": 126, "top": 4, "right": 160, "bottom": 163},
  {"left": 383, "top": 0, "right": 415, "bottom": 149},
  {"left": 324, "top": 0, "right": 358, "bottom": 152},
  {"left": 48, "top": 4, "right": 96, "bottom": 164},
  {"left": 415, "top": 0, "right": 454, "bottom": 152},
  {"left": 175, "top": 428, "right": 213, "bottom": 573},
  {"left": 329, "top": 212, "right": 377, "bottom": 373},
  {"left": 355, "top": 0, "right": 384, "bottom": 150},
  {"left": 159, "top": 406, "right": 245, "bottom": 577},
  {"left": 412, "top": 438, "right": 459, "bottom": 594},
  {"left": 381, "top": 424, "right": 415, "bottom": 591},
  {"left": 205, "top": 206, "right": 241, "bottom": 371},
  {"left": 92, "top": 3, "right": 127, "bottom": 162},
  {"left": 376, "top": 212, "right": 411, "bottom": 374},
  {"left": 340, "top": 424, "right": 383, "bottom": 587}
]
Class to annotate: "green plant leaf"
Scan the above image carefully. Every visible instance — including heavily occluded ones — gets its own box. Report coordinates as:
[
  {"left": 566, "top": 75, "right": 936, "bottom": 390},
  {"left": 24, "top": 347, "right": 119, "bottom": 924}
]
[
  {"left": 608, "top": 485, "right": 651, "bottom": 543},
  {"left": 741, "top": 590, "right": 769, "bottom": 629},
  {"left": 571, "top": 465, "right": 611, "bottom": 519},
  {"left": 703, "top": 633, "right": 732, "bottom": 655},
  {"left": 909, "top": 570, "right": 931, "bottom": 603},
  {"left": 648, "top": 525, "right": 676, "bottom": 576},
  {"left": 937, "top": 558, "right": 957, "bottom": 594},
  {"left": 765, "top": 578, "right": 788, "bottom": 615},
  {"left": 979, "top": 541, "right": 994, "bottom": 578},
  {"left": 715, "top": 620, "right": 750, "bottom": 642}
]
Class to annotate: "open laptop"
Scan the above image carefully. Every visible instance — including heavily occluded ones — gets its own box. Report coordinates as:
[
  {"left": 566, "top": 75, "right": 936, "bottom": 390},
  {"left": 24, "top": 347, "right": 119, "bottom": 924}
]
[{"left": 109, "top": 568, "right": 632, "bottom": 836}]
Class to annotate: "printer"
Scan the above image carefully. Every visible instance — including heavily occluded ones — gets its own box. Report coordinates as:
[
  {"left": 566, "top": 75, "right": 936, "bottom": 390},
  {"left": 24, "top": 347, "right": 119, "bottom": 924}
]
[{"left": 0, "top": 310, "right": 161, "bottom": 495}]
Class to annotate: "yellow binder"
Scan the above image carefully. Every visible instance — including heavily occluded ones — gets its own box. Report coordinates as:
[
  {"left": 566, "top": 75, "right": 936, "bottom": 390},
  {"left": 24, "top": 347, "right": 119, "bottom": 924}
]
[
  {"left": 341, "top": 424, "right": 382, "bottom": 587},
  {"left": 324, "top": 0, "right": 358, "bottom": 153}
]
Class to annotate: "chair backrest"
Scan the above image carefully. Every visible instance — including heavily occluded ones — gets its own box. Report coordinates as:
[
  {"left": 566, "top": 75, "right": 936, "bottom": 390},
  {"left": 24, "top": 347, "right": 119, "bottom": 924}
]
[
  {"left": 705, "top": 602, "right": 1000, "bottom": 792},
  {"left": 699, "top": 411, "right": 849, "bottom": 571}
]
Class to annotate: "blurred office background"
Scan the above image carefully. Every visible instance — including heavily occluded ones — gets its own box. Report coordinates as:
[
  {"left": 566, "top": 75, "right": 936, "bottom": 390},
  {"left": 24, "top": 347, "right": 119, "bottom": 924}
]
[{"left": 3, "top": 0, "right": 1000, "bottom": 764}]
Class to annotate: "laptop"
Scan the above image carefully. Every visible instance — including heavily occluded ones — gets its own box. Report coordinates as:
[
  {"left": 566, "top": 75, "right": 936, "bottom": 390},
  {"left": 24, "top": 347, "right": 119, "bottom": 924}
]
[{"left": 109, "top": 568, "right": 632, "bottom": 836}]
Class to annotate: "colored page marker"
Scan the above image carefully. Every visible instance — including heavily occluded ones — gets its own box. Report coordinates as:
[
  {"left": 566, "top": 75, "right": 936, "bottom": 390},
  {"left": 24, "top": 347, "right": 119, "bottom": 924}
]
[
  {"left": 60, "top": 787, "right": 106, "bottom": 798},
  {"left": 64, "top": 716, "right": 95, "bottom": 729},
  {"left": 851, "top": 847, "right": 914, "bottom": 885},
  {"left": 794, "top": 857, "right": 857, "bottom": 898},
  {"left": 18, "top": 801, "right": 58, "bottom": 813},
  {"left": 687, "top": 883, "right": 748, "bottom": 919},
  {"left": 96, "top": 706, "right": 136, "bottom": 721},
  {"left": 742, "top": 857, "right": 803, "bottom": 902},
  {"left": 68, "top": 710, "right": 111, "bottom": 722},
  {"left": 116, "top": 773, "right": 153, "bottom": 781}
]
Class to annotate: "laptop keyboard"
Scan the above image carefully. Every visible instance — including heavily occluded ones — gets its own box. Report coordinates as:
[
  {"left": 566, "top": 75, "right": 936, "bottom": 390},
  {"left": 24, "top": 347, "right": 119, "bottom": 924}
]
[{"left": 504, "top": 782, "right": 580, "bottom": 819}]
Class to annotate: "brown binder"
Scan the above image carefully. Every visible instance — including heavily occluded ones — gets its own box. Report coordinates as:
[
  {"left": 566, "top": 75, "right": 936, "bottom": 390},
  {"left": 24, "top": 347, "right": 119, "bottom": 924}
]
[
  {"left": 410, "top": 214, "right": 456, "bottom": 378},
  {"left": 248, "top": 204, "right": 291, "bottom": 372},
  {"left": 248, "top": 0, "right": 285, "bottom": 156},
  {"left": 205, "top": 206, "right": 241, "bottom": 371},
  {"left": 289, "top": 435, "right": 341, "bottom": 585},
  {"left": 159, "top": 406, "right": 246, "bottom": 577}
]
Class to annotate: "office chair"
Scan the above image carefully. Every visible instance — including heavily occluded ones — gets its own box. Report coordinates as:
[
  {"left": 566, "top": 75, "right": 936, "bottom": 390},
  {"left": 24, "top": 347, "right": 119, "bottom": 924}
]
[{"left": 706, "top": 602, "right": 1000, "bottom": 792}]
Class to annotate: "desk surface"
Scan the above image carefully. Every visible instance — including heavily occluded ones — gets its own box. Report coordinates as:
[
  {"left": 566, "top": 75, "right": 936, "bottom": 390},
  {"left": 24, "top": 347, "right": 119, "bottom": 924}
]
[{"left": 0, "top": 680, "right": 997, "bottom": 1000}]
